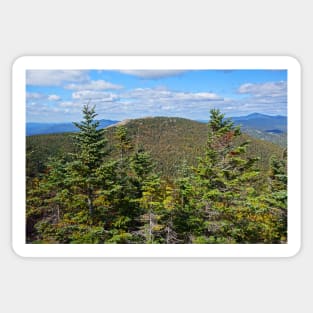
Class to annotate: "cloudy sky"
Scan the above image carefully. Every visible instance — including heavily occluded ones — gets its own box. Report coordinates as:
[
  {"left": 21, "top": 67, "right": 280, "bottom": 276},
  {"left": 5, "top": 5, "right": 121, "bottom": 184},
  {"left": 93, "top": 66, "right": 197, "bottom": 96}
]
[{"left": 26, "top": 69, "right": 287, "bottom": 123}]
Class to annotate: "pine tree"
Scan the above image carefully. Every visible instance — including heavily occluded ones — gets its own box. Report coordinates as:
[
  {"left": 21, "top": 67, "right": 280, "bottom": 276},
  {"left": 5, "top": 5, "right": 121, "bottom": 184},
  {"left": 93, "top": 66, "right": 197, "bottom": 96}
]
[
  {"left": 172, "top": 160, "right": 201, "bottom": 243},
  {"left": 115, "top": 126, "right": 133, "bottom": 163},
  {"left": 69, "top": 104, "right": 108, "bottom": 216},
  {"left": 138, "top": 174, "right": 164, "bottom": 243},
  {"left": 30, "top": 104, "right": 111, "bottom": 243},
  {"left": 98, "top": 127, "right": 149, "bottom": 243},
  {"left": 26, "top": 105, "right": 288, "bottom": 245},
  {"left": 241, "top": 149, "right": 287, "bottom": 243},
  {"left": 26, "top": 157, "right": 71, "bottom": 243},
  {"left": 130, "top": 147, "right": 155, "bottom": 185},
  {"left": 193, "top": 109, "right": 259, "bottom": 243},
  {"left": 26, "top": 177, "right": 47, "bottom": 242},
  {"left": 268, "top": 149, "right": 287, "bottom": 210},
  {"left": 257, "top": 149, "right": 287, "bottom": 243},
  {"left": 162, "top": 185, "right": 179, "bottom": 243}
]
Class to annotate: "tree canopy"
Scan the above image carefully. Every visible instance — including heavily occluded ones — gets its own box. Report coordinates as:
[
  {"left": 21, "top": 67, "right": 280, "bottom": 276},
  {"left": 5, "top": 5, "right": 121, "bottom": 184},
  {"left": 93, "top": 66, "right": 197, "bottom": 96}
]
[{"left": 26, "top": 106, "right": 287, "bottom": 244}]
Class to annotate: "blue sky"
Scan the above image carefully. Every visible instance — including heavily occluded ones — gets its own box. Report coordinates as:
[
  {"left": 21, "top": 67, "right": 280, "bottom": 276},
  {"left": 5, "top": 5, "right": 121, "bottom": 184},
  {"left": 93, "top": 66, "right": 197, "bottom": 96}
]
[{"left": 26, "top": 69, "right": 287, "bottom": 123}]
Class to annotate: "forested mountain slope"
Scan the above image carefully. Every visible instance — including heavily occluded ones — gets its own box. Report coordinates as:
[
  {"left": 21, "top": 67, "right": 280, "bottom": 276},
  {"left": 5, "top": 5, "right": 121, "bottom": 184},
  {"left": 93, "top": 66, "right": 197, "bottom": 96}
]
[
  {"left": 26, "top": 107, "right": 287, "bottom": 244},
  {"left": 27, "top": 116, "right": 283, "bottom": 180}
]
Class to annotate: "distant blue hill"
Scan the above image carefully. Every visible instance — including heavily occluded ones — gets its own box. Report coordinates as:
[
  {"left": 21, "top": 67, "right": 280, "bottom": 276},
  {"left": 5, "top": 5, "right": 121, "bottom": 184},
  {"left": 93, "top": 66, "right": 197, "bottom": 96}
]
[
  {"left": 232, "top": 113, "right": 271, "bottom": 121},
  {"left": 231, "top": 113, "right": 287, "bottom": 133},
  {"left": 27, "top": 113, "right": 287, "bottom": 137},
  {"left": 198, "top": 113, "right": 287, "bottom": 133},
  {"left": 197, "top": 113, "right": 287, "bottom": 146},
  {"left": 27, "top": 119, "right": 119, "bottom": 136}
]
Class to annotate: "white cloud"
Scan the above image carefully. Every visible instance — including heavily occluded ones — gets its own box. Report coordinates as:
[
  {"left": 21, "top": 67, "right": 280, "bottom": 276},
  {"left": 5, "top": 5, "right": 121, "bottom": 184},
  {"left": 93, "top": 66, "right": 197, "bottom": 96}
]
[
  {"left": 26, "top": 70, "right": 88, "bottom": 86},
  {"left": 106, "top": 87, "right": 224, "bottom": 119},
  {"left": 65, "top": 80, "right": 123, "bottom": 91},
  {"left": 174, "top": 91, "right": 222, "bottom": 101},
  {"left": 59, "top": 101, "right": 81, "bottom": 108},
  {"left": 72, "top": 90, "right": 120, "bottom": 102},
  {"left": 119, "top": 70, "right": 187, "bottom": 79},
  {"left": 123, "top": 88, "right": 222, "bottom": 104},
  {"left": 217, "top": 81, "right": 288, "bottom": 116},
  {"left": 27, "top": 79, "right": 287, "bottom": 122},
  {"left": 48, "top": 94, "right": 61, "bottom": 101},
  {"left": 27, "top": 92, "right": 61, "bottom": 102},
  {"left": 238, "top": 81, "right": 287, "bottom": 97},
  {"left": 26, "top": 92, "right": 45, "bottom": 99},
  {"left": 41, "top": 87, "right": 224, "bottom": 121}
]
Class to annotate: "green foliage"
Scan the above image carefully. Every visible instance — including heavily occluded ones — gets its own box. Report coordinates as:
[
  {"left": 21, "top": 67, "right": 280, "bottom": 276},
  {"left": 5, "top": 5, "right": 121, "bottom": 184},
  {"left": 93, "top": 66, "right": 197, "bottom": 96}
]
[
  {"left": 186, "top": 109, "right": 259, "bottom": 242},
  {"left": 68, "top": 104, "right": 109, "bottom": 216},
  {"left": 26, "top": 133, "right": 75, "bottom": 181},
  {"left": 26, "top": 106, "right": 288, "bottom": 244},
  {"left": 27, "top": 117, "right": 283, "bottom": 182}
]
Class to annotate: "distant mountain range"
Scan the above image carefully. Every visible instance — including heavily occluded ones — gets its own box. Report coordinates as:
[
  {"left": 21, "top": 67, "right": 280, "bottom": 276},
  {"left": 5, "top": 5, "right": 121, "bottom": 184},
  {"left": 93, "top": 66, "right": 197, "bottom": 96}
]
[
  {"left": 26, "top": 113, "right": 287, "bottom": 147},
  {"left": 198, "top": 113, "right": 287, "bottom": 147},
  {"left": 231, "top": 113, "right": 287, "bottom": 133},
  {"left": 26, "top": 119, "right": 119, "bottom": 136},
  {"left": 231, "top": 113, "right": 287, "bottom": 147}
]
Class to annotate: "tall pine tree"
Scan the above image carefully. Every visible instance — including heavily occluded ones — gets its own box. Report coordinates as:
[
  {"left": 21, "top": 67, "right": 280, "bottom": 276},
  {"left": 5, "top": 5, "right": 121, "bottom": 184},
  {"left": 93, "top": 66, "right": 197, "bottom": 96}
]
[
  {"left": 69, "top": 104, "right": 108, "bottom": 216},
  {"left": 193, "top": 109, "right": 259, "bottom": 243}
]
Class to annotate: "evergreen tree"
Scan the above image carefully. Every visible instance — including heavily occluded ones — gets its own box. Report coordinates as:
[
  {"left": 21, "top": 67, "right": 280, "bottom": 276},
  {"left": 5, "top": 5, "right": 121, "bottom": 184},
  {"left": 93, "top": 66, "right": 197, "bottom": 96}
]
[
  {"left": 193, "top": 109, "right": 259, "bottom": 243},
  {"left": 102, "top": 126, "right": 137, "bottom": 242},
  {"left": 28, "top": 104, "right": 111, "bottom": 243},
  {"left": 26, "top": 105, "right": 288, "bottom": 245},
  {"left": 257, "top": 149, "right": 287, "bottom": 242},
  {"left": 130, "top": 147, "right": 155, "bottom": 186},
  {"left": 172, "top": 160, "right": 201, "bottom": 243},
  {"left": 69, "top": 104, "right": 108, "bottom": 216},
  {"left": 162, "top": 185, "right": 179, "bottom": 243},
  {"left": 268, "top": 149, "right": 287, "bottom": 210},
  {"left": 240, "top": 149, "right": 287, "bottom": 243},
  {"left": 138, "top": 174, "right": 164, "bottom": 243},
  {"left": 97, "top": 127, "right": 154, "bottom": 243},
  {"left": 26, "top": 157, "right": 71, "bottom": 243},
  {"left": 115, "top": 126, "right": 133, "bottom": 163},
  {"left": 26, "top": 177, "right": 47, "bottom": 242}
]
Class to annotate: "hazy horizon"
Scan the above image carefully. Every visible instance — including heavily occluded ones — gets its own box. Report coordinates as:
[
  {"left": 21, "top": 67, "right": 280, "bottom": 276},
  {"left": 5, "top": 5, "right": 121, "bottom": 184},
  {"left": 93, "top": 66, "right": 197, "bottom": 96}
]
[{"left": 26, "top": 111, "right": 287, "bottom": 125}]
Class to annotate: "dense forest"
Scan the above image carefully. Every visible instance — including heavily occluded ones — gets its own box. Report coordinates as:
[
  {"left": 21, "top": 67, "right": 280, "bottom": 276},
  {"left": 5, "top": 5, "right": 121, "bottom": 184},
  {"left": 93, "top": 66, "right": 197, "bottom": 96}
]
[{"left": 26, "top": 105, "right": 287, "bottom": 244}]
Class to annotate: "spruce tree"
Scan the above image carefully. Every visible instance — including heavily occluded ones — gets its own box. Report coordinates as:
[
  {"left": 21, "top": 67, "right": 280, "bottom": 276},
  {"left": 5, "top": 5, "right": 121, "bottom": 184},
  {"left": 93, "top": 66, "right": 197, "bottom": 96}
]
[
  {"left": 29, "top": 105, "right": 110, "bottom": 243},
  {"left": 137, "top": 173, "right": 164, "bottom": 243},
  {"left": 255, "top": 150, "right": 287, "bottom": 243},
  {"left": 172, "top": 160, "right": 201, "bottom": 243},
  {"left": 69, "top": 104, "right": 108, "bottom": 216},
  {"left": 268, "top": 150, "right": 287, "bottom": 210},
  {"left": 26, "top": 157, "right": 72, "bottom": 243},
  {"left": 26, "top": 177, "right": 47, "bottom": 242},
  {"left": 162, "top": 185, "right": 179, "bottom": 243},
  {"left": 103, "top": 126, "right": 137, "bottom": 242},
  {"left": 193, "top": 109, "right": 259, "bottom": 243}
]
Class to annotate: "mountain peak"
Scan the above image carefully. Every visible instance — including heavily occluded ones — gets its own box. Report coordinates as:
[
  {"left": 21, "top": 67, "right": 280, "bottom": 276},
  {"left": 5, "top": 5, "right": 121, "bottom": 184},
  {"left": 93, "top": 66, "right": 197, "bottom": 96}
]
[{"left": 246, "top": 113, "right": 268, "bottom": 118}]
